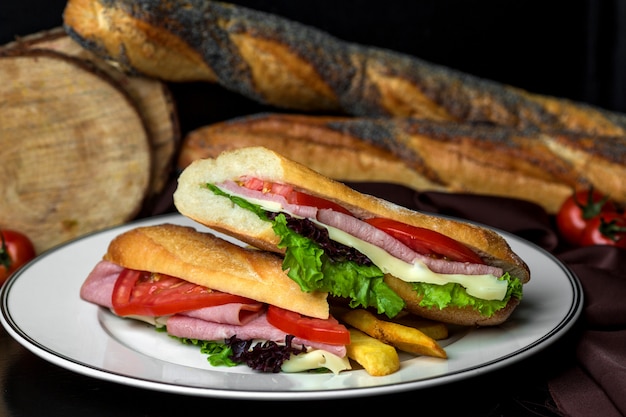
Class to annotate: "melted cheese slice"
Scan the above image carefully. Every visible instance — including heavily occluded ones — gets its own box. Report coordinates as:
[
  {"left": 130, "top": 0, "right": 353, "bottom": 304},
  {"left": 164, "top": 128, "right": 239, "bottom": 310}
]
[{"left": 222, "top": 186, "right": 508, "bottom": 301}]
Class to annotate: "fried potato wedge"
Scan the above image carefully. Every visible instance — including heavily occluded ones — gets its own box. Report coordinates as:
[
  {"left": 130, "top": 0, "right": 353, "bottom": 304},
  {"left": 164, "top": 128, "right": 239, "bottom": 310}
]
[
  {"left": 391, "top": 313, "right": 449, "bottom": 340},
  {"left": 341, "top": 309, "right": 447, "bottom": 359},
  {"left": 346, "top": 328, "right": 400, "bottom": 376}
]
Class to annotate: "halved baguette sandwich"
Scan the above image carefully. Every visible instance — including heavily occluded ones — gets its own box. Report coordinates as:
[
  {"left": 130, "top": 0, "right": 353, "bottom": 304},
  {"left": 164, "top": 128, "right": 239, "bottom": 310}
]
[
  {"left": 80, "top": 223, "right": 354, "bottom": 373},
  {"left": 173, "top": 146, "right": 531, "bottom": 326}
]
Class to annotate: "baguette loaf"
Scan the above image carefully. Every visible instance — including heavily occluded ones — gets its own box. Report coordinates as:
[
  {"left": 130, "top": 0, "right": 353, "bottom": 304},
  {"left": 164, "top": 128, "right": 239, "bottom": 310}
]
[
  {"left": 178, "top": 113, "right": 446, "bottom": 193},
  {"left": 179, "top": 113, "right": 626, "bottom": 214},
  {"left": 63, "top": 0, "right": 626, "bottom": 136},
  {"left": 173, "top": 146, "right": 530, "bottom": 326},
  {"left": 104, "top": 223, "right": 330, "bottom": 318}
]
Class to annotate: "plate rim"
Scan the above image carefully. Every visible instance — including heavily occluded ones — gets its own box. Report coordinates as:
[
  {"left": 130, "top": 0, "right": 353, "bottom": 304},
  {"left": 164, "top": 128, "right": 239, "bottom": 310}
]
[{"left": 0, "top": 213, "right": 584, "bottom": 400}]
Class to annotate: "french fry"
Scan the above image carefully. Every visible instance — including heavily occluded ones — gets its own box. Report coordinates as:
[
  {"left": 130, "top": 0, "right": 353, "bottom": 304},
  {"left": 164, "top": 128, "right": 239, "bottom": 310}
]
[
  {"left": 341, "top": 309, "right": 447, "bottom": 359},
  {"left": 345, "top": 328, "right": 400, "bottom": 376},
  {"left": 391, "top": 313, "right": 449, "bottom": 340}
]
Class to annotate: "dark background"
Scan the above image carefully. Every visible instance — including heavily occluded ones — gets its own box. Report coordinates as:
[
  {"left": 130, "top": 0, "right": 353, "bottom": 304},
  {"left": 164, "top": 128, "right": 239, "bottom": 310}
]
[
  {"left": 2, "top": 0, "right": 625, "bottom": 118},
  {"left": 2, "top": 2, "right": 615, "bottom": 416}
]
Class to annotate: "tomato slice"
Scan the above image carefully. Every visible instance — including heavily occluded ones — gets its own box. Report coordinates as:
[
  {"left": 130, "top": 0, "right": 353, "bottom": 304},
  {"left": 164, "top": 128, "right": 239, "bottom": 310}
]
[
  {"left": 112, "top": 269, "right": 257, "bottom": 317},
  {"left": 241, "top": 178, "right": 352, "bottom": 215},
  {"left": 266, "top": 305, "right": 350, "bottom": 345},
  {"left": 286, "top": 191, "right": 352, "bottom": 215},
  {"left": 364, "top": 218, "right": 484, "bottom": 264}
]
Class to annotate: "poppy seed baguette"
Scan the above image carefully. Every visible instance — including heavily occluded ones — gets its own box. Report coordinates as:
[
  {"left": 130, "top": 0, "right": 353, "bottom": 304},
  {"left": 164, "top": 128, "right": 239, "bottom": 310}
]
[{"left": 63, "top": 0, "right": 626, "bottom": 136}]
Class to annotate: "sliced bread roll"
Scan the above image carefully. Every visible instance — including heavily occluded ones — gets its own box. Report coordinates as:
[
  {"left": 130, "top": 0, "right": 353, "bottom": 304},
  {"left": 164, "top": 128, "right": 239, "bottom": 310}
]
[
  {"left": 173, "top": 146, "right": 530, "bottom": 326},
  {"left": 104, "top": 223, "right": 330, "bottom": 319}
]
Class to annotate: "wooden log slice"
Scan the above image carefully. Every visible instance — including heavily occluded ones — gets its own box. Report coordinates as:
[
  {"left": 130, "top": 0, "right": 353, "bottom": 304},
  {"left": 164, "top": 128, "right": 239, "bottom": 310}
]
[
  {"left": 0, "top": 49, "right": 151, "bottom": 252},
  {"left": 5, "top": 27, "right": 180, "bottom": 198}
]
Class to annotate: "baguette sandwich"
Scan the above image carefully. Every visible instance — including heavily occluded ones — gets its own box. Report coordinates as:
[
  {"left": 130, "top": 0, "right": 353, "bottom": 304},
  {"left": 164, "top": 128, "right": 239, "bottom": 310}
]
[
  {"left": 173, "top": 146, "right": 531, "bottom": 326},
  {"left": 80, "top": 223, "right": 353, "bottom": 374}
]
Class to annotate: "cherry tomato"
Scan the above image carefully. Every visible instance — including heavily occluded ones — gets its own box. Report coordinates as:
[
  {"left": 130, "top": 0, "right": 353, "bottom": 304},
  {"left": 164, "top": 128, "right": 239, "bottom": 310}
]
[
  {"left": 364, "top": 218, "right": 485, "bottom": 264},
  {"left": 0, "top": 230, "right": 36, "bottom": 285},
  {"left": 556, "top": 188, "right": 617, "bottom": 245},
  {"left": 579, "top": 212, "right": 626, "bottom": 248},
  {"left": 266, "top": 305, "right": 350, "bottom": 345},
  {"left": 112, "top": 269, "right": 257, "bottom": 316}
]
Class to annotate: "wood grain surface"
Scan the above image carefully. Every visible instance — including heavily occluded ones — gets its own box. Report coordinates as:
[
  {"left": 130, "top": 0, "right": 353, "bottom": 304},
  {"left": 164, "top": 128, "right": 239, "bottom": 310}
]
[{"left": 0, "top": 49, "right": 151, "bottom": 252}]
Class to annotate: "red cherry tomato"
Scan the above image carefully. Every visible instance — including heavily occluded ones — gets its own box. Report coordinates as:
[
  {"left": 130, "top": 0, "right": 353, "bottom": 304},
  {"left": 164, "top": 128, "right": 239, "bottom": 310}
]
[
  {"left": 111, "top": 269, "right": 257, "bottom": 317},
  {"left": 266, "top": 305, "right": 350, "bottom": 345},
  {"left": 556, "top": 188, "right": 617, "bottom": 245},
  {"left": 0, "top": 230, "right": 36, "bottom": 285},
  {"left": 579, "top": 212, "right": 626, "bottom": 248},
  {"left": 364, "top": 218, "right": 485, "bottom": 264}
]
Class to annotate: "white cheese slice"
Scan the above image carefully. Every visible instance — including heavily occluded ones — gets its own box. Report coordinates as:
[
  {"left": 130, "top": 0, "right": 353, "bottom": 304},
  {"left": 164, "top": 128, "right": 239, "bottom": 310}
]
[
  {"left": 318, "top": 221, "right": 507, "bottom": 301},
  {"left": 281, "top": 349, "right": 351, "bottom": 374}
]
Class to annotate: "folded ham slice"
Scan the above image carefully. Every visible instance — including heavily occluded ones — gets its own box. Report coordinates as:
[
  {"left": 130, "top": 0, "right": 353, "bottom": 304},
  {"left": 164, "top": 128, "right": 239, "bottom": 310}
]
[{"left": 168, "top": 313, "right": 346, "bottom": 357}]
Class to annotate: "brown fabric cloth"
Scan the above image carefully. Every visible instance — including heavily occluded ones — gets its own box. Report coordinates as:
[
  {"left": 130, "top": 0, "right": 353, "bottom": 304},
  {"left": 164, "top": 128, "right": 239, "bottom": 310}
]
[{"left": 151, "top": 179, "right": 626, "bottom": 417}]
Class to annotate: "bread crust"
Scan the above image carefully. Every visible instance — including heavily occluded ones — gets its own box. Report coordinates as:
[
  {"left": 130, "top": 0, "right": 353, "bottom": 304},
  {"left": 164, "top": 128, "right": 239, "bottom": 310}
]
[
  {"left": 178, "top": 113, "right": 626, "bottom": 214},
  {"left": 174, "top": 146, "right": 530, "bottom": 325},
  {"left": 178, "top": 113, "right": 444, "bottom": 194},
  {"left": 103, "top": 223, "right": 329, "bottom": 319}
]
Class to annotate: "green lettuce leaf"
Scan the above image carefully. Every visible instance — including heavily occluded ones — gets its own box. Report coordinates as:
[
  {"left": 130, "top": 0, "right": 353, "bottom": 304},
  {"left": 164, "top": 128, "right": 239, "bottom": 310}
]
[
  {"left": 410, "top": 272, "right": 523, "bottom": 316},
  {"left": 272, "top": 213, "right": 405, "bottom": 317}
]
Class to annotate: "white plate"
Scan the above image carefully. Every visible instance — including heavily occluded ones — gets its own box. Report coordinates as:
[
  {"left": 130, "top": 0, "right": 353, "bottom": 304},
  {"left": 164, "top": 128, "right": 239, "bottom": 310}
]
[{"left": 1, "top": 213, "right": 582, "bottom": 400}]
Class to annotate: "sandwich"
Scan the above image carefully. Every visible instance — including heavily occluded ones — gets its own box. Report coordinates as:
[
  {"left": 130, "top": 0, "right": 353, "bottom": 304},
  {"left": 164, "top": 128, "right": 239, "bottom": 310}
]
[
  {"left": 173, "top": 146, "right": 531, "bottom": 327},
  {"left": 80, "top": 223, "right": 352, "bottom": 374}
]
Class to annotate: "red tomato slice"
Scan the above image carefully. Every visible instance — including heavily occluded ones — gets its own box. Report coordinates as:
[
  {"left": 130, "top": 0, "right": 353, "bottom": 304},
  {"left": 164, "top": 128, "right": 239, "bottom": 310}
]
[
  {"left": 241, "top": 178, "right": 351, "bottom": 215},
  {"left": 241, "top": 177, "right": 267, "bottom": 192},
  {"left": 266, "top": 305, "right": 350, "bottom": 345},
  {"left": 112, "top": 269, "right": 256, "bottom": 317},
  {"left": 364, "top": 218, "right": 485, "bottom": 264},
  {"left": 286, "top": 191, "right": 352, "bottom": 215}
]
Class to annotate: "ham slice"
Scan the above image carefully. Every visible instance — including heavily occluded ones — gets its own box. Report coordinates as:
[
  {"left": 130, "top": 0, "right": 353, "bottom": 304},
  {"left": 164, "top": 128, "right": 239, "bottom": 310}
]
[
  {"left": 217, "top": 180, "right": 318, "bottom": 218},
  {"left": 167, "top": 313, "right": 347, "bottom": 357},
  {"left": 317, "top": 209, "right": 504, "bottom": 277},
  {"left": 80, "top": 260, "right": 123, "bottom": 308},
  {"left": 179, "top": 303, "right": 264, "bottom": 326}
]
